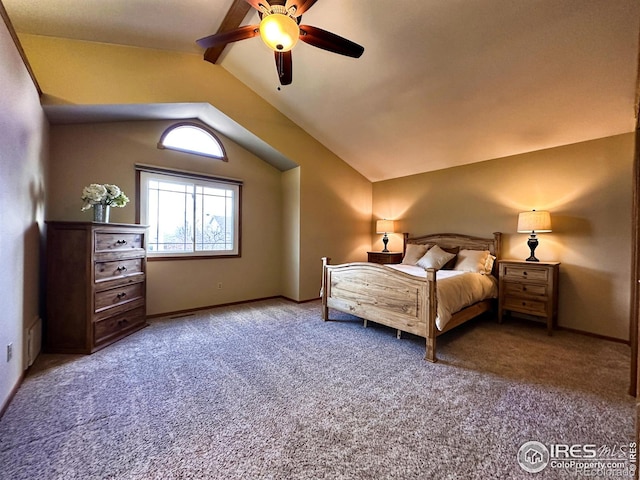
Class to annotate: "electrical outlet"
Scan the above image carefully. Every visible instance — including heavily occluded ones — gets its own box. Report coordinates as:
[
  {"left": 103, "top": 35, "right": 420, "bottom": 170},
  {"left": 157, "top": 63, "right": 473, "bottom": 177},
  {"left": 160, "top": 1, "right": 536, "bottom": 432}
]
[
  {"left": 217, "top": 282, "right": 223, "bottom": 289},
  {"left": 6, "top": 343, "right": 12, "bottom": 362}
]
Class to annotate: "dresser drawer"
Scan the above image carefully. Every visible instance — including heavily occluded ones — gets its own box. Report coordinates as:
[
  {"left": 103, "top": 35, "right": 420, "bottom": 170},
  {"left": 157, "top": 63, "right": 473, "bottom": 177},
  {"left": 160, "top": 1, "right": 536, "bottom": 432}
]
[
  {"left": 503, "top": 297, "right": 547, "bottom": 316},
  {"left": 503, "top": 282, "right": 547, "bottom": 297},
  {"left": 95, "top": 258, "right": 144, "bottom": 283},
  {"left": 94, "top": 306, "right": 145, "bottom": 345},
  {"left": 95, "top": 281, "right": 144, "bottom": 313},
  {"left": 95, "top": 231, "right": 144, "bottom": 253},
  {"left": 501, "top": 264, "right": 549, "bottom": 282}
]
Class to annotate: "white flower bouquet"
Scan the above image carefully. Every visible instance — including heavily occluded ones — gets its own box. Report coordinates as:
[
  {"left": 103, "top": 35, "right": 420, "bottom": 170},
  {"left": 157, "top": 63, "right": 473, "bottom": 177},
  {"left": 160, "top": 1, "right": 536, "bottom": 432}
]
[{"left": 81, "top": 183, "right": 130, "bottom": 211}]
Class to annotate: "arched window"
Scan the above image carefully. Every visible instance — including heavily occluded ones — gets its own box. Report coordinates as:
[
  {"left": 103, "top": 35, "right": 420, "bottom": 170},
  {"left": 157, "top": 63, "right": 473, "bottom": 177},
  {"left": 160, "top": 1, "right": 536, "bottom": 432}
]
[{"left": 158, "top": 122, "right": 227, "bottom": 160}]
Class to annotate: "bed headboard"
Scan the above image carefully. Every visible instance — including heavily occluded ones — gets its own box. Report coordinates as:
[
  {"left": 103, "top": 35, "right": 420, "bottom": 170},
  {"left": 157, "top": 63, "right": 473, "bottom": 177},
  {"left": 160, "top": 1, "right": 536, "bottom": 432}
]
[{"left": 404, "top": 232, "right": 502, "bottom": 275}]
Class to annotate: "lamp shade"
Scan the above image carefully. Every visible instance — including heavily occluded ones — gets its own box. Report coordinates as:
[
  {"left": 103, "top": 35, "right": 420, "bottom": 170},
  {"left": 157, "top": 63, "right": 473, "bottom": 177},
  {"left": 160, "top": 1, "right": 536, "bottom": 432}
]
[
  {"left": 259, "top": 14, "right": 300, "bottom": 52},
  {"left": 517, "top": 210, "right": 552, "bottom": 233},
  {"left": 376, "top": 219, "right": 395, "bottom": 234}
]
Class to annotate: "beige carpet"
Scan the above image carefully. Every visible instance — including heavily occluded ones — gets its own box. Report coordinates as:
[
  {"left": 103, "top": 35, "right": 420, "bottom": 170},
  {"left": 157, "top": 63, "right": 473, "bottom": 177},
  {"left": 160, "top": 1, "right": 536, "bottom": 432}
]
[{"left": 0, "top": 298, "right": 634, "bottom": 479}]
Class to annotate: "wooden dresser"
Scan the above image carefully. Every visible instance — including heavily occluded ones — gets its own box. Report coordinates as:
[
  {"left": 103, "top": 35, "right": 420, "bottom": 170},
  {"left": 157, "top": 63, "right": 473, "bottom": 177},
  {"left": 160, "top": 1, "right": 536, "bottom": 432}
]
[
  {"left": 45, "top": 222, "right": 148, "bottom": 353},
  {"left": 498, "top": 259, "right": 560, "bottom": 335}
]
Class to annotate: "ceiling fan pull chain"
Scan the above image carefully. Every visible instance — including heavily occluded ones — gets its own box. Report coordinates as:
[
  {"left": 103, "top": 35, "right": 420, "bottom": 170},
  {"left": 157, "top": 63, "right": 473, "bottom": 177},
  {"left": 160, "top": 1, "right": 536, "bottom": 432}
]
[{"left": 277, "top": 52, "right": 284, "bottom": 77}]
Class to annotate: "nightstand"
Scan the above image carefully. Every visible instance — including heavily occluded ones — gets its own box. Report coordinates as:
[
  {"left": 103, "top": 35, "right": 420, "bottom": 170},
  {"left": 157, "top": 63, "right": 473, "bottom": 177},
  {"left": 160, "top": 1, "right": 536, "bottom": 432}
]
[
  {"left": 367, "top": 251, "right": 403, "bottom": 265},
  {"left": 498, "top": 260, "right": 560, "bottom": 335}
]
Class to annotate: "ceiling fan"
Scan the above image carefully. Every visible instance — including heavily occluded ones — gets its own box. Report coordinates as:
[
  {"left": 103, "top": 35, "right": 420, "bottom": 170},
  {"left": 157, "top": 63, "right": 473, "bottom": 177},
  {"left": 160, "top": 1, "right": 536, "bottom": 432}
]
[{"left": 196, "top": 0, "right": 365, "bottom": 86}]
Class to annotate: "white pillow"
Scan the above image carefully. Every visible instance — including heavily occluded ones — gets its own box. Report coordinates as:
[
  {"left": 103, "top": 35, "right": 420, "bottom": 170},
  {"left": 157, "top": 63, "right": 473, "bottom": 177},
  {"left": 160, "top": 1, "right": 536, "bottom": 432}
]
[
  {"left": 416, "top": 245, "right": 456, "bottom": 270},
  {"left": 454, "top": 249, "right": 490, "bottom": 273},
  {"left": 401, "top": 244, "right": 431, "bottom": 265}
]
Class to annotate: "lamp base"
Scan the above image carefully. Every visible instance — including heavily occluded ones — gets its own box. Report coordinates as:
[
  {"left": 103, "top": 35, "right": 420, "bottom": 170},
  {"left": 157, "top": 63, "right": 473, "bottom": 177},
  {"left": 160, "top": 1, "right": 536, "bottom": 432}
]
[
  {"left": 525, "top": 235, "right": 540, "bottom": 262},
  {"left": 382, "top": 234, "right": 389, "bottom": 253}
]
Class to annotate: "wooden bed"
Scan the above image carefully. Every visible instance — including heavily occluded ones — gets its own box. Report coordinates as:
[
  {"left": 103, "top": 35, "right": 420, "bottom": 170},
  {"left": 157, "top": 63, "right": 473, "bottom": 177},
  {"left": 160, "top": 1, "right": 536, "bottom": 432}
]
[{"left": 321, "top": 232, "right": 502, "bottom": 362}]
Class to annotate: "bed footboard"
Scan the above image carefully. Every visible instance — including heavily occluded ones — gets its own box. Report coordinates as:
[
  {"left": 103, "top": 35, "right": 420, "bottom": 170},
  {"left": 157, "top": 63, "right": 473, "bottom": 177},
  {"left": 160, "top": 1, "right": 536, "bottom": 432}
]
[{"left": 321, "top": 257, "right": 438, "bottom": 361}]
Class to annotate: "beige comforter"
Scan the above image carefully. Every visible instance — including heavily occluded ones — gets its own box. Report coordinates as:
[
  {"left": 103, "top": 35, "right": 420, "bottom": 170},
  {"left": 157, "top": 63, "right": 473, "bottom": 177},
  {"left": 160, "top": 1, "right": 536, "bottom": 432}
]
[{"left": 388, "top": 265, "right": 498, "bottom": 331}]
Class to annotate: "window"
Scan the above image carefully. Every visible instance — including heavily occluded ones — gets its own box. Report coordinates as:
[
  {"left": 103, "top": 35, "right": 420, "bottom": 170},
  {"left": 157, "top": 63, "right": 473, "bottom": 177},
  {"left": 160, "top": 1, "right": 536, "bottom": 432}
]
[
  {"left": 137, "top": 165, "right": 242, "bottom": 259},
  {"left": 158, "top": 122, "right": 227, "bottom": 160}
]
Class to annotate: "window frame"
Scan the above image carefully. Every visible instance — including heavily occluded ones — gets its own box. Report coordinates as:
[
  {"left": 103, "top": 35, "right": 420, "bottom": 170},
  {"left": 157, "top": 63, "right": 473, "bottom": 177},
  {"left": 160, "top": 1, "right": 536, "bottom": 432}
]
[
  {"left": 157, "top": 121, "right": 228, "bottom": 161},
  {"left": 136, "top": 164, "right": 242, "bottom": 261}
]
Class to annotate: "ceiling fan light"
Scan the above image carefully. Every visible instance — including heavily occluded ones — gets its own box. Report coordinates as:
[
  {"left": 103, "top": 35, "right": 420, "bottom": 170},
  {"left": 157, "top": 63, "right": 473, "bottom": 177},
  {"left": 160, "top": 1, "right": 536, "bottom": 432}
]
[{"left": 259, "top": 14, "right": 299, "bottom": 52}]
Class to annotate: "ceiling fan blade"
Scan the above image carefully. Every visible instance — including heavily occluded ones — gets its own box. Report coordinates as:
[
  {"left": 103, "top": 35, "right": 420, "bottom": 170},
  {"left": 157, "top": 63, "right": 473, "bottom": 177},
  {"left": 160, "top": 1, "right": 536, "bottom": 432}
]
[
  {"left": 196, "top": 25, "right": 259, "bottom": 49},
  {"left": 299, "top": 25, "right": 364, "bottom": 58},
  {"left": 275, "top": 51, "right": 293, "bottom": 85},
  {"left": 286, "top": 0, "right": 318, "bottom": 16}
]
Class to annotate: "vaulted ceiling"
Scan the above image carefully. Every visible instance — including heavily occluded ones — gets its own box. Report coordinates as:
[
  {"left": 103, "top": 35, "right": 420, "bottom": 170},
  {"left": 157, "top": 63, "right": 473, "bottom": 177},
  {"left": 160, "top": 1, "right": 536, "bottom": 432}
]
[{"left": 4, "top": 0, "right": 640, "bottom": 182}]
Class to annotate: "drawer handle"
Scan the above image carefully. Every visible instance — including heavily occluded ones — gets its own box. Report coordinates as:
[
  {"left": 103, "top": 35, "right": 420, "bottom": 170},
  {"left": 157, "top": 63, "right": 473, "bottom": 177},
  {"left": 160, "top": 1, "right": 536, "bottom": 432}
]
[
  {"left": 116, "top": 292, "right": 127, "bottom": 299},
  {"left": 522, "top": 287, "right": 527, "bottom": 292},
  {"left": 116, "top": 239, "right": 128, "bottom": 245},
  {"left": 116, "top": 265, "right": 128, "bottom": 272},
  {"left": 117, "top": 318, "right": 129, "bottom": 325},
  {"left": 523, "top": 271, "right": 528, "bottom": 276}
]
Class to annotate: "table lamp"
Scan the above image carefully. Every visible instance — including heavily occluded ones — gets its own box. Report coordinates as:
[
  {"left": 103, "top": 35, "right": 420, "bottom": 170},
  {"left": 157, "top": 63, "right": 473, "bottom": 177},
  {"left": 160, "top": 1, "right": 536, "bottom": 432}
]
[
  {"left": 517, "top": 210, "right": 552, "bottom": 262},
  {"left": 376, "top": 219, "right": 395, "bottom": 253}
]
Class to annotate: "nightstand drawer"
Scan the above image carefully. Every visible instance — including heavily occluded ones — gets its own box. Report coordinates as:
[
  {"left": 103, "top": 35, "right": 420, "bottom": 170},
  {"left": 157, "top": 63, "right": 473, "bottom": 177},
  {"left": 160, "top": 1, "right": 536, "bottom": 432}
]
[
  {"left": 367, "top": 252, "right": 403, "bottom": 264},
  {"left": 503, "top": 297, "right": 547, "bottom": 316},
  {"left": 504, "top": 282, "right": 547, "bottom": 297},
  {"left": 502, "top": 264, "right": 549, "bottom": 282}
]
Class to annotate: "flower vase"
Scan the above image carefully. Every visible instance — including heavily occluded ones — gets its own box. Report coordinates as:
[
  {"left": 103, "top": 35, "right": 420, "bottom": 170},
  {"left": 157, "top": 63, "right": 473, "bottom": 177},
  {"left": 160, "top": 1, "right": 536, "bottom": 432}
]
[{"left": 93, "top": 204, "right": 110, "bottom": 223}]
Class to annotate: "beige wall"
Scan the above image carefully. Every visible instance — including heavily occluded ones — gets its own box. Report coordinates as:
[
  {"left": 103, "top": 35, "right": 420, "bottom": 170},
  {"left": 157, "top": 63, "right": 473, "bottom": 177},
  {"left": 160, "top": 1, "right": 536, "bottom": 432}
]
[
  {"left": 22, "top": 34, "right": 371, "bottom": 304},
  {"left": 297, "top": 136, "right": 373, "bottom": 298},
  {"left": 373, "top": 133, "right": 634, "bottom": 340},
  {"left": 0, "top": 21, "right": 48, "bottom": 410},
  {"left": 48, "top": 120, "right": 283, "bottom": 315},
  {"left": 281, "top": 167, "right": 301, "bottom": 300}
]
